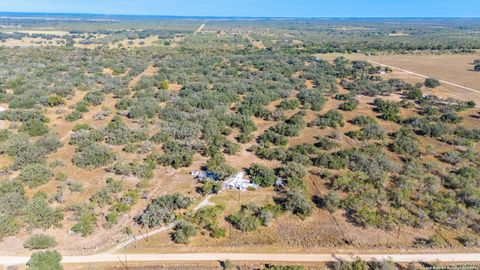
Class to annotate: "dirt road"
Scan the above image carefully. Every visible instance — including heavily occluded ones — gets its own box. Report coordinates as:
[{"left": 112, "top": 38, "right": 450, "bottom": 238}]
[
  {"left": 368, "top": 60, "right": 480, "bottom": 95},
  {"left": 2, "top": 252, "right": 479, "bottom": 266},
  {"left": 106, "top": 195, "right": 214, "bottom": 253},
  {"left": 193, "top": 22, "right": 206, "bottom": 35}
]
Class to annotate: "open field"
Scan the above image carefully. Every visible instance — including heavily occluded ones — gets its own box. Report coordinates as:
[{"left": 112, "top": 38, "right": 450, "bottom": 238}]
[
  {"left": 316, "top": 53, "right": 480, "bottom": 104},
  {"left": 368, "top": 54, "right": 480, "bottom": 89}
]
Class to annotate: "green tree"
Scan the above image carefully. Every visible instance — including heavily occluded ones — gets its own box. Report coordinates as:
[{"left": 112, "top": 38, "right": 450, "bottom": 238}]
[
  {"left": 71, "top": 206, "right": 97, "bottom": 237},
  {"left": 424, "top": 78, "right": 440, "bottom": 88},
  {"left": 160, "top": 80, "right": 169, "bottom": 90},
  {"left": 20, "top": 119, "right": 49, "bottom": 137},
  {"left": 27, "top": 250, "right": 63, "bottom": 270},
  {"left": 247, "top": 163, "right": 276, "bottom": 187},
  {"left": 172, "top": 220, "right": 197, "bottom": 243},
  {"left": 282, "top": 188, "right": 313, "bottom": 217},
  {"left": 24, "top": 234, "right": 57, "bottom": 250},
  {"left": 18, "top": 163, "right": 53, "bottom": 188},
  {"left": 24, "top": 195, "right": 63, "bottom": 230},
  {"left": 47, "top": 96, "right": 65, "bottom": 107}
]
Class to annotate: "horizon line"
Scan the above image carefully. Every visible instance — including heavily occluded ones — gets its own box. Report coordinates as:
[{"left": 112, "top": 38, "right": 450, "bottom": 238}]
[{"left": 0, "top": 11, "right": 479, "bottom": 20}]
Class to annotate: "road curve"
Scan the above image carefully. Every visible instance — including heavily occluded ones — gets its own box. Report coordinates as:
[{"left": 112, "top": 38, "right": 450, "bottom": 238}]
[
  {"left": 368, "top": 60, "right": 480, "bottom": 95},
  {"left": 1, "top": 252, "right": 479, "bottom": 266}
]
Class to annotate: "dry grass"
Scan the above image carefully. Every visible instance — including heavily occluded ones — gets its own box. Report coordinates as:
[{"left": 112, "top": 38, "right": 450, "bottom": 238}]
[
  {"left": 251, "top": 40, "right": 266, "bottom": 49},
  {"left": 316, "top": 52, "right": 480, "bottom": 104}
]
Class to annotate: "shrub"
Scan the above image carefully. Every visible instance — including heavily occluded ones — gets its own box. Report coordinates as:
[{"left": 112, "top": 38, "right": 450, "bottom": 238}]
[
  {"left": 106, "top": 211, "right": 118, "bottom": 226},
  {"left": 425, "top": 78, "right": 441, "bottom": 88},
  {"left": 281, "top": 188, "right": 313, "bottom": 217},
  {"left": 278, "top": 162, "right": 307, "bottom": 181},
  {"left": 20, "top": 119, "right": 49, "bottom": 137},
  {"left": 279, "top": 99, "right": 300, "bottom": 110},
  {"left": 206, "top": 153, "right": 235, "bottom": 180},
  {"left": 309, "top": 110, "right": 344, "bottom": 128},
  {"left": 0, "top": 110, "right": 46, "bottom": 122},
  {"left": 455, "top": 126, "right": 480, "bottom": 141},
  {"left": 440, "top": 112, "right": 462, "bottom": 124},
  {"left": 313, "top": 151, "right": 348, "bottom": 170},
  {"left": 189, "top": 205, "right": 226, "bottom": 237},
  {"left": 314, "top": 137, "right": 339, "bottom": 150},
  {"left": 227, "top": 203, "right": 281, "bottom": 232},
  {"left": 103, "top": 117, "right": 147, "bottom": 145},
  {"left": 439, "top": 150, "right": 464, "bottom": 165},
  {"left": 350, "top": 115, "right": 377, "bottom": 126},
  {"left": 0, "top": 180, "right": 27, "bottom": 217},
  {"left": 160, "top": 80, "right": 169, "bottom": 90},
  {"left": 128, "top": 97, "right": 160, "bottom": 119},
  {"left": 338, "top": 98, "right": 359, "bottom": 111},
  {"left": 158, "top": 140, "right": 194, "bottom": 169},
  {"left": 390, "top": 128, "right": 419, "bottom": 155},
  {"left": 35, "top": 135, "right": 62, "bottom": 153},
  {"left": 270, "top": 112, "right": 306, "bottom": 137},
  {"left": 247, "top": 163, "right": 276, "bottom": 187},
  {"left": 70, "top": 206, "right": 96, "bottom": 237},
  {"left": 457, "top": 235, "right": 480, "bottom": 247},
  {"left": 0, "top": 215, "right": 20, "bottom": 240},
  {"left": 72, "top": 123, "right": 91, "bottom": 131},
  {"left": 55, "top": 172, "right": 68, "bottom": 182},
  {"left": 333, "top": 260, "right": 367, "bottom": 270},
  {"left": 346, "top": 124, "right": 386, "bottom": 141},
  {"left": 67, "top": 181, "right": 84, "bottom": 193},
  {"left": 24, "top": 195, "right": 63, "bottom": 230},
  {"left": 227, "top": 207, "right": 260, "bottom": 232},
  {"left": 298, "top": 89, "right": 327, "bottom": 111},
  {"left": 2, "top": 135, "right": 48, "bottom": 167},
  {"left": 83, "top": 91, "right": 105, "bottom": 106},
  {"left": 73, "top": 144, "right": 115, "bottom": 169},
  {"left": 18, "top": 163, "right": 53, "bottom": 188},
  {"left": 224, "top": 140, "right": 240, "bottom": 155},
  {"left": 75, "top": 101, "right": 89, "bottom": 112},
  {"left": 406, "top": 88, "right": 423, "bottom": 100},
  {"left": 136, "top": 193, "right": 192, "bottom": 228},
  {"left": 172, "top": 220, "right": 197, "bottom": 243},
  {"left": 47, "top": 96, "right": 65, "bottom": 107},
  {"left": 198, "top": 180, "right": 222, "bottom": 195},
  {"left": 258, "top": 130, "right": 288, "bottom": 146},
  {"left": 416, "top": 121, "right": 451, "bottom": 138},
  {"left": 24, "top": 234, "right": 57, "bottom": 250},
  {"left": 347, "top": 145, "right": 397, "bottom": 179},
  {"left": 322, "top": 192, "right": 341, "bottom": 213},
  {"left": 90, "top": 178, "right": 123, "bottom": 207},
  {"left": 65, "top": 110, "right": 83, "bottom": 122},
  {"left": 27, "top": 250, "right": 63, "bottom": 270},
  {"left": 374, "top": 98, "right": 400, "bottom": 121},
  {"left": 413, "top": 235, "right": 445, "bottom": 248},
  {"left": 349, "top": 205, "right": 379, "bottom": 228}
]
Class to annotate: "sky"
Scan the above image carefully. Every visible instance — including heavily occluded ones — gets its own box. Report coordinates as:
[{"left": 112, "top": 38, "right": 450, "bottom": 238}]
[{"left": 0, "top": 0, "right": 478, "bottom": 18}]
